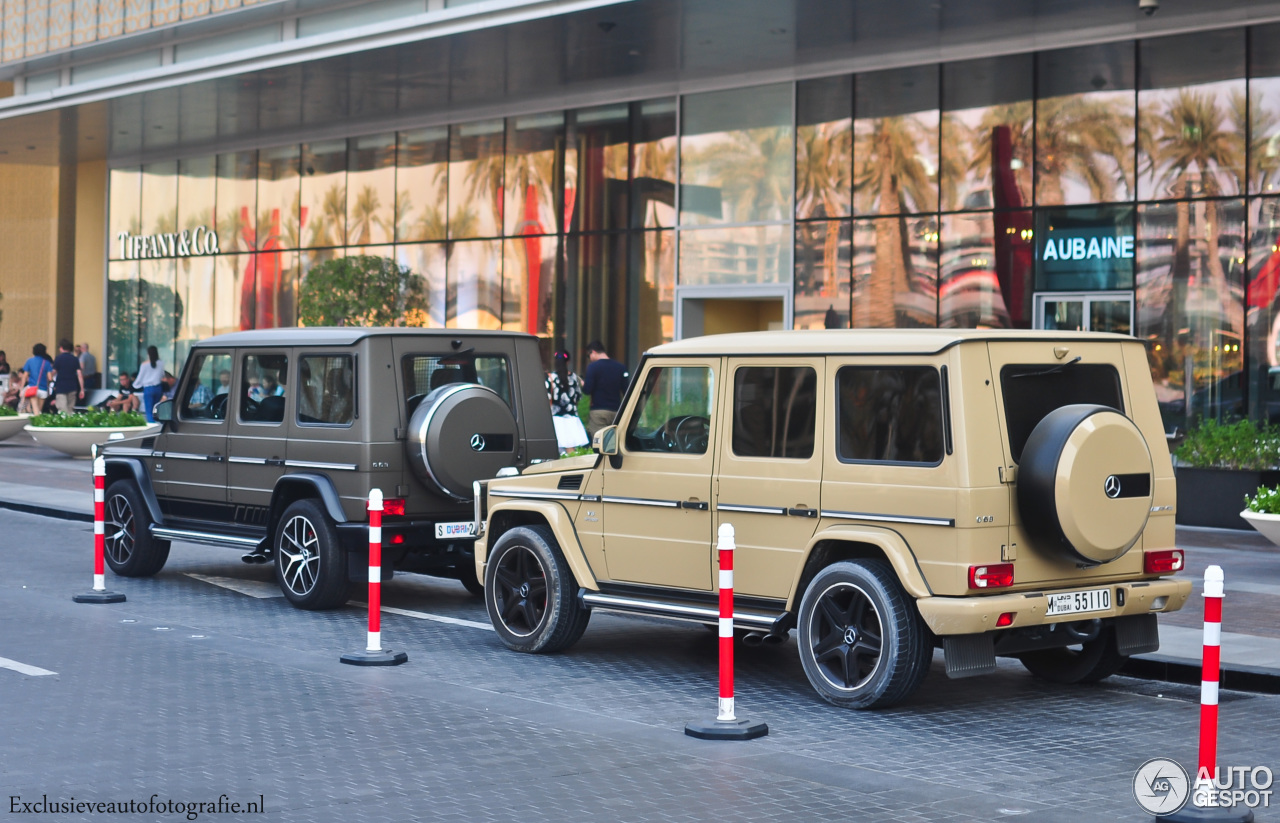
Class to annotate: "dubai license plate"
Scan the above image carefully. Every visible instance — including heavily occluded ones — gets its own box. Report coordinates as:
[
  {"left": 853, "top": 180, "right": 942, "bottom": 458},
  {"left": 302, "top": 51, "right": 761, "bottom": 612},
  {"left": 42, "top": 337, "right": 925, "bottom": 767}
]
[
  {"left": 1045, "top": 587, "right": 1111, "bottom": 617},
  {"left": 435, "top": 520, "right": 476, "bottom": 539}
]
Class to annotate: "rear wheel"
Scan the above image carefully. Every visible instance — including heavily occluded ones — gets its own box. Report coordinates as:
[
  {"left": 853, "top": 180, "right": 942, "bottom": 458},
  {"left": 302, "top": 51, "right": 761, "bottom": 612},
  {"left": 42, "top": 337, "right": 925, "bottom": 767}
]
[
  {"left": 1019, "top": 625, "right": 1127, "bottom": 684},
  {"left": 103, "top": 479, "right": 170, "bottom": 577},
  {"left": 456, "top": 559, "right": 484, "bottom": 598},
  {"left": 274, "top": 499, "right": 349, "bottom": 610},
  {"left": 484, "top": 526, "right": 589, "bottom": 653}
]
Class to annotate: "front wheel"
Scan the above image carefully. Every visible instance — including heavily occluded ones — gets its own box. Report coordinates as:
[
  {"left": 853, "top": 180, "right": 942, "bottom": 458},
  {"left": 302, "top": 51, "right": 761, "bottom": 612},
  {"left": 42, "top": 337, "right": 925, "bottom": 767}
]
[
  {"left": 1019, "top": 626, "right": 1127, "bottom": 684},
  {"left": 796, "top": 560, "right": 932, "bottom": 709},
  {"left": 484, "top": 526, "right": 589, "bottom": 653},
  {"left": 456, "top": 559, "right": 484, "bottom": 598},
  {"left": 103, "top": 479, "right": 170, "bottom": 577},
  {"left": 274, "top": 499, "right": 349, "bottom": 610}
]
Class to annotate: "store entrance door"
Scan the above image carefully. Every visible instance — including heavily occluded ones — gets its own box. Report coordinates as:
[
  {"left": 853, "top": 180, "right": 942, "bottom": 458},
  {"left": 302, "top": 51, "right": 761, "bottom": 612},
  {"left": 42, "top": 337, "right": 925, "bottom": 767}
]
[
  {"left": 1033, "top": 292, "right": 1134, "bottom": 335},
  {"left": 676, "top": 287, "right": 790, "bottom": 340}
]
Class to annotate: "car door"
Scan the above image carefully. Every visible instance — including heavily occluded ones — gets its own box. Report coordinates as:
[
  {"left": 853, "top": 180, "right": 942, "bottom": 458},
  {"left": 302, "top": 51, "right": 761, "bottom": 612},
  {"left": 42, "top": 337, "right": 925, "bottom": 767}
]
[
  {"left": 600, "top": 359, "right": 717, "bottom": 591},
  {"left": 714, "top": 359, "right": 824, "bottom": 599},
  {"left": 227, "top": 349, "right": 290, "bottom": 528},
  {"left": 156, "top": 350, "right": 231, "bottom": 522}
]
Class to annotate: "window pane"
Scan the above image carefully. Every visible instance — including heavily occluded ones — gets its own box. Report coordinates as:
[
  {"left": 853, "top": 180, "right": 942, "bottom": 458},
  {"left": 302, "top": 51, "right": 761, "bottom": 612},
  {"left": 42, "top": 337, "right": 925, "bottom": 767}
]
[
  {"left": 795, "top": 220, "right": 850, "bottom": 329},
  {"left": 1137, "top": 199, "right": 1246, "bottom": 434},
  {"left": 139, "top": 258, "right": 177, "bottom": 369},
  {"left": 213, "top": 253, "right": 252, "bottom": 335},
  {"left": 680, "top": 83, "right": 793, "bottom": 225},
  {"left": 679, "top": 224, "right": 789, "bottom": 286},
  {"left": 177, "top": 155, "right": 215, "bottom": 240},
  {"left": 1249, "top": 25, "right": 1280, "bottom": 196},
  {"left": 239, "top": 353, "right": 288, "bottom": 424},
  {"left": 109, "top": 167, "right": 141, "bottom": 259},
  {"left": 180, "top": 352, "right": 231, "bottom": 420},
  {"left": 298, "top": 355, "right": 354, "bottom": 425},
  {"left": 216, "top": 151, "right": 257, "bottom": 254},
  {"left": 836, "top": 366, "right": 943, "bottom": 464},
  {"left": 631, "top": 98, "right": 676, "bottom": 229},
  {"left": 941, "top": 55, "right": 1033, "bottom": 212},
  {"left": 852, "top": 216, "right": 938, "bottom": 328},
  {"left": 940, "top": 211, "right": 1022, "bottom": 329},
  {"left": 999, "top": 363, "right": 1122, "bottom": 462},
  {"left": 505, "top": 112, "right": 563, "bottom": 237},
  {"left": 446, "top": 238, "right": 502, "bottom": 328},
  {"left": 300, "top": 140, "right": 347, "bottom": 248},
  {"left": 561, "top": 233, "right": 628, "bottom": 363},
  {"left": 396, "top": 127, "right": 449, "bottom": 242},
  {"left": 176, "top": 255, "right": 215, "bottom": 361},
  {"left": 241, "top": 249, "right": 297, "bottom": 329},
  {"left": 631, "top": 229, "right": 674, "bottom": 357},
  {"left": 797, "top": 76, "right": 852, "bottom": 220},
  {"left": 625, "top": 366, "right": 714, "bottom": 454},
  {"left": 1138, "top": 30, "right": 1245, "bottom": 200},
  {"left": 854, "top": 66, "right": 939, "bottom": 216},
  {"left": 503, "top": 234, "right": 558, "bottom": 336},
  {"left": 141, "top": 160, "right": 177, "bottom": 237},
  {"left": 1247, "top": 198, "right": 1280, "bottom": 421},
  {"left": 396, "top": 243, "right": 447, "bottom": 327},
  {"left": 345, "top": 133, "right": 396, "bottom": 247},
  {"left": 1035, "top": 43, "right": 1135, "bottom": 205},
  {"left": 401, "top": 353, "right": 512, "bottom": 414},
  {"left": 732, "top": 366, "right": 817, "bottom": 459},
  {"left": 449, "top": 119, "right": 504, "bottom": 239},
  {"left": 258, "top": 144, "right": 301, "bottom": 250},
  {"left": 1034, "top": 205, "right": 1135, "bottom": 291},
  {"left": 107, "top": 260, "right": 140, "bottom": 379},
  {"left": 567, "top": 104, "right": 630, "bottom": 233}
]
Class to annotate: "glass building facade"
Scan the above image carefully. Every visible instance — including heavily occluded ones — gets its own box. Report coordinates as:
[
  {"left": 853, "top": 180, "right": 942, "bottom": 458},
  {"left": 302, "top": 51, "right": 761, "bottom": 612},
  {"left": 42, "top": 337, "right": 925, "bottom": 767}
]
[{"left": 100, "top": 22, "right": 1280, "bottom": 436}]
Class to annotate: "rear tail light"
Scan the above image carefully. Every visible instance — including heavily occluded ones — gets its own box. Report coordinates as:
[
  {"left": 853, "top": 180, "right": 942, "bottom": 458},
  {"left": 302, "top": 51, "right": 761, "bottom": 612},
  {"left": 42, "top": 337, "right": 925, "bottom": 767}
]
[
  {"left": 996, "top": 612, "right": 1015, "bottom": 627},
  {"left": 389, "top": 534, "right": 405, "bottom": 545},
  {"left": 1144, "top": 549, "right": 1184, "bottom": 575},
  {"left": 968, "top": 563, "right": 1014, "bottom": 590},
  {"left": 382, "top": 498, "right": 406, "bottom": 517}
]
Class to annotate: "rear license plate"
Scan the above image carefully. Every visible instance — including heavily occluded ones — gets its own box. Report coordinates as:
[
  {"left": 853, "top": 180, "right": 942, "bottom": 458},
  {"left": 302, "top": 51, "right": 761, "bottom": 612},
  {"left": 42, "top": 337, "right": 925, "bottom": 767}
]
[
  {"left": 1045, "top": 587, "right": 1111, "bottom": 617},
  {"left": 435, "top": 520, "right": 476, "bottom": 539}
]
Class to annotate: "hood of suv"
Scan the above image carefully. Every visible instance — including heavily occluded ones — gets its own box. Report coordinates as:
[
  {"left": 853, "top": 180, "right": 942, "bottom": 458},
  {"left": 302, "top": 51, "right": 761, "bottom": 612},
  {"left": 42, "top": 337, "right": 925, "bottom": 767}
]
[{"left": 520, "top": 454, "right": 597, "bottom": 476}]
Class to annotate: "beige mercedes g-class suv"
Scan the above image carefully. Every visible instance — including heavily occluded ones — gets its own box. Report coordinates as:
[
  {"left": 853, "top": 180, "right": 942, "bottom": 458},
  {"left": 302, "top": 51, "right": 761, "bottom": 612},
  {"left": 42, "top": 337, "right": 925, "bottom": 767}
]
[{"left": 473, "top": 330, "right": 1192, "bottom": 709}]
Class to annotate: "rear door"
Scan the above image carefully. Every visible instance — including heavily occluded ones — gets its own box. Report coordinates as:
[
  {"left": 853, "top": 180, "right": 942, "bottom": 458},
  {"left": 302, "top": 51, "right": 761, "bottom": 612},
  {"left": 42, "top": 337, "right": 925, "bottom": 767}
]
[{"left": 227, "top": 349, "right": 290, "bottom": 528}]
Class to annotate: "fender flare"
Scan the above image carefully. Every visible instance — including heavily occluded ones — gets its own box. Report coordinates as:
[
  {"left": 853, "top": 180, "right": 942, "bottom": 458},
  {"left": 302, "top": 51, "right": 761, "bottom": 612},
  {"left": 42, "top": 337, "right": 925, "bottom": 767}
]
[
  {"left": 103, "top": 457, "right": 165, "bottom": 526},
  {"left": 270, "top": 473, "right": 349, "bottom": 536},
  {"left": 480, "top": 499, "right": 599, "bottom": 592},
  {"left": 786, "top": 524, "right": 934, "bottom": 610}
]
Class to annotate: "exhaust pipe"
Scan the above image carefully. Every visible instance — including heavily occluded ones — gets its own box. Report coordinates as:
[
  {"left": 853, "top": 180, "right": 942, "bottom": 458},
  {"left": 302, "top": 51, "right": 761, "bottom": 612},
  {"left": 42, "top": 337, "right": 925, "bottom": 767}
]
[
  {"left": 741, "top": 631, "right": 766, "bottom": 646},
  {"left": 761, "top": 632, "right": 787, "bottom": 646},
  {"left": 240, "top": 551, "right": 271, "bottom": 565}
]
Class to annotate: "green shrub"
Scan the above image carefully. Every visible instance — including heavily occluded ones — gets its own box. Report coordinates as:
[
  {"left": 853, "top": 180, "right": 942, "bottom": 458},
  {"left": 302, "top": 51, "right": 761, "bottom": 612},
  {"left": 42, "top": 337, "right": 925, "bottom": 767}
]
[
  {"left": 30, "top": 410, "right": 148, "bottom": 428},
  {"left": 0, "top": 405, "right": 15, "bottom": 417},
  {"left": 1246, "top": 485, "right": 1280, "bottom": 514},
  {"left": 1174, "top": 419, "right": 1280, "bottom": 471}
]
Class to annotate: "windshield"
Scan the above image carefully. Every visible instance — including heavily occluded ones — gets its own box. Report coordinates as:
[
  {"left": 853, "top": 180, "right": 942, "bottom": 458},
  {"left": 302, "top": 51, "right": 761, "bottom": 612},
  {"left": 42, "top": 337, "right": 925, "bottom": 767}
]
[{"left": 1000, "top": 363, "right": 1123, "bottom": 463}]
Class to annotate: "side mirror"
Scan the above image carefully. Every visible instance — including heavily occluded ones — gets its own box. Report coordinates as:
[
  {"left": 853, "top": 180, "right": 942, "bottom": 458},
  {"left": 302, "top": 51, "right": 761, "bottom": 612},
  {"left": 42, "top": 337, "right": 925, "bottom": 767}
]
[
  {"left": 154, "top": 399, "right": 174, "bottom": 423},
  {"left": 593, "top": 425, "right": 619, "bottom": 456}
]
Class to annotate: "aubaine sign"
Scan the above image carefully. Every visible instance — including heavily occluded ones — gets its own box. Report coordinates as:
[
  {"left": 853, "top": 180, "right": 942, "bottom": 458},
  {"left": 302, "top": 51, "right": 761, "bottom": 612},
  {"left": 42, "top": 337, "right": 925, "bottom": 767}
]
[
  {"left": 116, "top": 226, "right": 219, "bottom": 260},
  {"left": 1034, "top": 205, "right": 1136, "bottom": 292}
]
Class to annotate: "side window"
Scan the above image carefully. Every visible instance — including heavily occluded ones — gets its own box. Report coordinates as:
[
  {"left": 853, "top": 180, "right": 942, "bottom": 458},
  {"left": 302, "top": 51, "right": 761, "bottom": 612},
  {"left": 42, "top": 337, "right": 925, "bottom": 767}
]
[
  {"left": 401, "top": 354, "right": 512, "bottom": 416},
  {"left": 179, "top": 353, "right": 232, "bottom": 421},
  {"left": 836, "top": 366, "right": 944, "bottom": 465},
  {"left": 732, "top": 366, "right": 817, "bottom": 459},
  {"left": 298, "top": 355, "right": 355, "bottom": 426},
  {"left": 625, "top": 366, "right": 714, "bottom": 455},
  {"left": 239, "top": 353, "right": 288, "bottom": 424}
]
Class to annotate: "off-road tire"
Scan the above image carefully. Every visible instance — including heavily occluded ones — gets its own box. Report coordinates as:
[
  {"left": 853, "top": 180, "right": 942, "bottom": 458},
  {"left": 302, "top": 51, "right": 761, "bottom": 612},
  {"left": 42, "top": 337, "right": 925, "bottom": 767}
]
[
  {"left": 273, "top": 499, "right": 350, "bottom": 610},
  {"left": 484, "top": 525, "right": 589, "bottom": 653},
  {"left": 457, "top": 560, "right": 484, "bottom": 598},
  {"left": 103, "top": 478, "right": 171, "bottom": 577},
  {"left": 797, "top": 560, "right": 932, "bottom": 709},
  {"left": 1019, "top": 628, "right": 1127, "bottom": 684}
]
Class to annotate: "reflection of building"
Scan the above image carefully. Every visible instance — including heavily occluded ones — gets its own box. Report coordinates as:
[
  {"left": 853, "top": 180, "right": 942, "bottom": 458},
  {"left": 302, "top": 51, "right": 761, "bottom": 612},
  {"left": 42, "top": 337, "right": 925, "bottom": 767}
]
[{"left": 3, "top": 0, "right": 1280, "bottom": 431}]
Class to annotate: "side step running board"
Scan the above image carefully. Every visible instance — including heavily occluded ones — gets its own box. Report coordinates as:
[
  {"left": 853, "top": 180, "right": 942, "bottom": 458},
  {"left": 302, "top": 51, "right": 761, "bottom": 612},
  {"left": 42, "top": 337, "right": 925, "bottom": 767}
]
[
  {"left": 579, "top": 591, "right": 786, "bottom": 632},
  {"left": 150, "top": 526, "right": 263, "bottom": 549}
]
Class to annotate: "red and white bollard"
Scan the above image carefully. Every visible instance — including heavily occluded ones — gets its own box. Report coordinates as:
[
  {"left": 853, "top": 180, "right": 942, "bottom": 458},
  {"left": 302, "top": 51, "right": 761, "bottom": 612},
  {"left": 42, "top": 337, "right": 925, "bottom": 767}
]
[
  {"left": 73, "top": 454, "right": 125, "bottom": 604},
  {"left": 685, "top": 523, "right": 767, "bottom": 740},
  {"left": 1159, "top": 565, "right": 1254, "bottom": 823},
  {"left": 341, "top": 489, "right": 407, "bottom": 666}
]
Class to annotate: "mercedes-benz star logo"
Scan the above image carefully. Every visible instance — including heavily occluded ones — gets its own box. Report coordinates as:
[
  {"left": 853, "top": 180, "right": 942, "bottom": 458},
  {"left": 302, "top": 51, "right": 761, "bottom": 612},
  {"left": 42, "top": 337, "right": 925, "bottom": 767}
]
[
  {"left": 1105, "top": 475, "right": 1122, "bottom": 498},
  {"left": 1133, "top": 757, "right": 1190, "bottom": 815},
  {"left": 470, "top": 433, "right": 486, "bottom": 452}
]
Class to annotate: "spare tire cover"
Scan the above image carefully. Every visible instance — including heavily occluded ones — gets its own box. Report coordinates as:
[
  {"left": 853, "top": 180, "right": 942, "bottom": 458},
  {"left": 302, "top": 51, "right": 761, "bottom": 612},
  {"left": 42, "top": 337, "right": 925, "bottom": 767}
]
[
  {"left": 1016, "top": 404, "right": 1153, "bottom": 565},
  {"left": 407, "top": 383, "right": 519, "bottom": 500}
]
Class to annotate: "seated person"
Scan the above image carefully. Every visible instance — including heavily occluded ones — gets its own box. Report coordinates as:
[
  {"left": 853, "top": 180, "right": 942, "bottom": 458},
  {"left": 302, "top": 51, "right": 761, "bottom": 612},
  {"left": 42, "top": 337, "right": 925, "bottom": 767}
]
[
  {"left": 3, "top": 368, "right": 24, "bottom": 409},
  {"left": 105, "top": 373, "right": 141, "bottom": 413},
  {"left": 161, "top": 371, "right": 178, "bottom": 401},
  {"left": 215, "top": 370, "right": 232, "bottom": 396}
]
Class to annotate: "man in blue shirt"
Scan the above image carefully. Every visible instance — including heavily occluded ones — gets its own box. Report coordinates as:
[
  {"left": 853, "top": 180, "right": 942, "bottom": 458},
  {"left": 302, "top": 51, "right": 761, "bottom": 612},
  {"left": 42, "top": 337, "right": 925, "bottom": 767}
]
[{"left": 582, "top": 340, "right": 627, "bottom": 439}]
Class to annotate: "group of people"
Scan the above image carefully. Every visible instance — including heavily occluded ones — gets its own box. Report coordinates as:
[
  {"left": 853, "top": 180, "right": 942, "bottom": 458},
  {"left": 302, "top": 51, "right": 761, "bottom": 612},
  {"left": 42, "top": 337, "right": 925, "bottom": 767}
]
[
  {"left": 544, "top": 340, "right": 628, "bottom": 453},
  {"left": 0, "top": 340, "right": 101, "bottom": 414}
]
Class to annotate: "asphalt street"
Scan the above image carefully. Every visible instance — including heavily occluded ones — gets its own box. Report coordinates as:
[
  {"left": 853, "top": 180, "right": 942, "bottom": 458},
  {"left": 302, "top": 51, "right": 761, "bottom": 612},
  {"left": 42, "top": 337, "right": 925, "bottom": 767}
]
[{"left": 2, "top": 510, "right": 1279, "bottom": 822}]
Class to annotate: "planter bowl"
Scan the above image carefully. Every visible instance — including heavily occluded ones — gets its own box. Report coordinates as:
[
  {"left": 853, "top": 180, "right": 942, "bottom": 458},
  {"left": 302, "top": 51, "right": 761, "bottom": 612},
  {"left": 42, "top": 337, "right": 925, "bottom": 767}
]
[
  {"left": 0, "top": 413, "right": 31, "bottom": 441},
  {"left": 1175, "top": 466, "right": 1280, "bottom": 530},
  {"left": 24, "top": 423, "right": 160, "bottom": 458},
  {"left": 1240, "top": 509, "right": 1280, "bottom": 546}
]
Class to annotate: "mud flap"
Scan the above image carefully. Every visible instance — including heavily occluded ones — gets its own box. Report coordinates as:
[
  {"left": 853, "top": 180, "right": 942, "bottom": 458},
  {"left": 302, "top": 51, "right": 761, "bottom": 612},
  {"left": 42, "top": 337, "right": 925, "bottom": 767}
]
[
  {"left": 1114, "top": 613, "right": 1159, "bottom": 656},
  {"left": 347, "top": 552, "right": 394, "bottom": 583},
  {"left": 942, "top": 633, "right": 998, "bottom": 679}
]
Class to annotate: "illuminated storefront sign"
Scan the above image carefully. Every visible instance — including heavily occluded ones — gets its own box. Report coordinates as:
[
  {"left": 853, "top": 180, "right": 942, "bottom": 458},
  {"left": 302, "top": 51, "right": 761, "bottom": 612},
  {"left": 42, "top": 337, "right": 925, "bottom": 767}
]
[
  {"left": 1034, "top": 206, "right": 1135, "bottom": 292},
  {"left": 1041, "top": 234, "right": 1134, "bottom": 261},
  {"left": 116, "top": 226, "right": 219, "bottom": 259}
]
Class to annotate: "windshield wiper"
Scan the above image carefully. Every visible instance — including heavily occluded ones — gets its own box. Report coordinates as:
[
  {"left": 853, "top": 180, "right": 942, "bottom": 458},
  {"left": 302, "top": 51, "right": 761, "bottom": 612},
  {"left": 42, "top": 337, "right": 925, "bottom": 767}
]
[{"left": 1011, "top": 356, "right": 1082, "bottom": 379}]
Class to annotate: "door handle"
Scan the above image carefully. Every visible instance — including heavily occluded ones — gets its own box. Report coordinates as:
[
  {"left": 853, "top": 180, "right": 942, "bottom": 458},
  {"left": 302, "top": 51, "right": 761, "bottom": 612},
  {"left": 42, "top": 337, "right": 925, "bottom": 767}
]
[
  {"left": 787, "top": 507, "right": 818, "bottom": 518},
  {"left": 680, "top": 500, "right": 709, "bottom": 511}
]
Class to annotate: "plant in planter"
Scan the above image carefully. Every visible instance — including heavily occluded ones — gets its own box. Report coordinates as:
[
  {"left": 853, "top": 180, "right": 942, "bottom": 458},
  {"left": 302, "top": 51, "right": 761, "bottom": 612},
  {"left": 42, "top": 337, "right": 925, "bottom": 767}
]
[
  {"left": 1241, "top": 485, "right": 1280, "bottom": 545},
  {"left": 1174, "top": 419, "right": 1280, "bottom": 529},
  {"left": 25, "top": 409, "right": 157, "bottom": 457},
  {"left": 0, "top": 403, "right": 30, "bottom": 441}
]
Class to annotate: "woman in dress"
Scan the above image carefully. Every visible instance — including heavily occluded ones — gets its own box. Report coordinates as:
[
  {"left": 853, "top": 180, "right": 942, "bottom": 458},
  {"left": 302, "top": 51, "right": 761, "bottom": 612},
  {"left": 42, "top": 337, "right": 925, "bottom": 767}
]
[
  {"left": 135, "top": 345, "right": 166, "bottom": 423},
  {"left": 545, "top": 350, "right": 589, "bottom": 453}
]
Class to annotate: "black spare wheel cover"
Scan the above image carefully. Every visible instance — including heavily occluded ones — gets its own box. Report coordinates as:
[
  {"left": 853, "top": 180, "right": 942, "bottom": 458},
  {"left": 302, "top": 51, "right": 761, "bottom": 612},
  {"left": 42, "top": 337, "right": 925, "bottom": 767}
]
[
  {"left": 1016, "top": 404, "right": 1153, "bottom": 565},
  {"left": 407, "top": 383, "right": 519, "bottom": 500}
]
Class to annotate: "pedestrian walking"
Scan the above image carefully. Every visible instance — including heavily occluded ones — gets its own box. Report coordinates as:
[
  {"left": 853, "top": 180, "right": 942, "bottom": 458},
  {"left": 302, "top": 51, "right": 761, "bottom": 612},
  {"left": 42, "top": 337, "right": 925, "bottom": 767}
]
[
  {"left": 51, "top": 339, "right": 84, "bottom": 414},
  {"left": 20, "top": 344, "right": 51, "bottom": 415},
  {"left": 582, "top": 340, "right": 626, "bottom": 439},
  {"left": 79, "top": 342, "right": 100, "bottom": 390},
  {"left": 135, "top": 345, "right": 166, "bottom": 423},
  {"left": 546, "top": 350, "right": 589, "bottom": 453}
]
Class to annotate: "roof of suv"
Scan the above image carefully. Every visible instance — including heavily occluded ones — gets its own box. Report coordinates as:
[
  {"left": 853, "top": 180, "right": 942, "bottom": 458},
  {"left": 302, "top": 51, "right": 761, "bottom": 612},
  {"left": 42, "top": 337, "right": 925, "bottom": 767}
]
[
  {"left": 193, "top": 327, "right": 536, "bottom": 348},
  {"left": 649, "top": 329, "right": 1135, "bottom": 357}
]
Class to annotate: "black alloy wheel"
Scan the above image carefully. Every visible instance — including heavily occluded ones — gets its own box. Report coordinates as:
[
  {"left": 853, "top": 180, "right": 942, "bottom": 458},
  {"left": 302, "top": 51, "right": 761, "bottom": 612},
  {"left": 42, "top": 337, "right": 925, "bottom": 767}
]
[
  {"left": 484, "top": 526, "right": 590, "bottom": 653},
  {"left": 103, "top": 492, "right": 135, "bottom": 569},
  {"left": 273, "top": 498, "right": 350, "bottom": 610},
  {"left": 102, "top": 478, "right": 170, "bottom": 577},
  {"left": 808, "top": 581, "right": 885, "bottom": 691},
  {"left": 491, "top": 544, "right": 549, "bottom": 637}
]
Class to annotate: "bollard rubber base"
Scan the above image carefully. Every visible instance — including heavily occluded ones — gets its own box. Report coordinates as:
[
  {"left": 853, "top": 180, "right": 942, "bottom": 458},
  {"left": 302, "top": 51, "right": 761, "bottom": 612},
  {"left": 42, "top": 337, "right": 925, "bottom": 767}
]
[
  {"left": 684, "top": 718, "right": 768, "bottom": 740},
  {"left": 1157, "top": 804, "right": 1255, "bottom": 822},
  {"left": 340, "top": 649, "right": 407, "bottom": 666},
  {"left": 73, "top": 590, "right": 126, "bottom": 604}
]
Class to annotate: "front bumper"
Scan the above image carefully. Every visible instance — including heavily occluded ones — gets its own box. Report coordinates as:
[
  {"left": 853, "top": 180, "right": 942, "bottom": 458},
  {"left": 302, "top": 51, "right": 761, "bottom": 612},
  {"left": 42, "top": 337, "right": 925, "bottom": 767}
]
[{"left": 915, "top": 576, "right": 1192, "bottom": 637}]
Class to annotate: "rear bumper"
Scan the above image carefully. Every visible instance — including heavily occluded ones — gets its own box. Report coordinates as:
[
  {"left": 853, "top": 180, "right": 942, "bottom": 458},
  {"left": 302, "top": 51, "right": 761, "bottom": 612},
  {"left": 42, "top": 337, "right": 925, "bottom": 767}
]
[
  {"left": 335, "top": 520, "right": 473, "bottom": 554},
  {"left": 915, "top": 576, "right": 1192, "bottom": 637}
]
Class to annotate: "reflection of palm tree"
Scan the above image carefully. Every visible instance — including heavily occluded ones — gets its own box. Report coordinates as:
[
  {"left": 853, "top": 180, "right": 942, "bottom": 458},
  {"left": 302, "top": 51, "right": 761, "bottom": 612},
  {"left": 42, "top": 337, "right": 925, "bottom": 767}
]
[
  {"left": 308, "top": 184, "right": 346, "bottom": 248},
  {"left": 632, "top": 137, "right": 676, "bottom": 228},
  {"left": 460, "top": 153, "right": 504, "bottom": 237},
  {"left": 350, "top": 185, "right": 388, "bottom": 246},
  {"left": 797, "top": 121, "right": 851, "bottom": 297},
  {"left": 1234, "top": 88, "right": 1279, "bottom": 195},
  {"left": 960, "top": 102, "right": 1034, "bottom": 208},
  {"left": 1035, "top": 94, "right": 1133, "bottom": 205}
]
